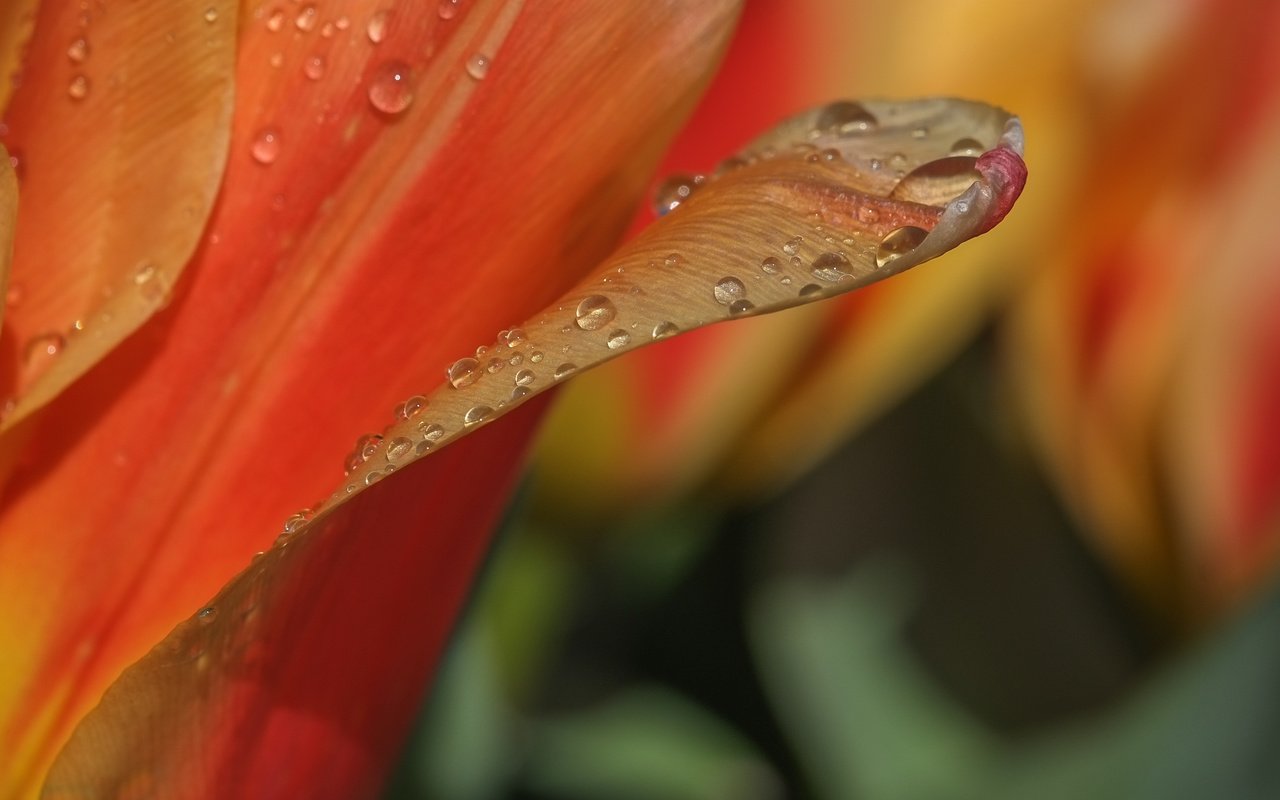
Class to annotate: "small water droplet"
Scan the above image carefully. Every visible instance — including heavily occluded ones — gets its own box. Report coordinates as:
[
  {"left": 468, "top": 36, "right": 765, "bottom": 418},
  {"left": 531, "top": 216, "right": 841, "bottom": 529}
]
[
  {"left": 251, "top": 127, "right": 281, "bottom": 164},
  {"left": 781, "top": 236, "right": 803, "bottom": 256},
  {"left": 68, "top": 74, "right": 90, "bottom": 101},
  {"left": 875, "top": 226, "right": 928, "bottom": 268},
  {"left": 530, "top": 351, "right": 544, "bottom": 363},
  {"left": 438, "top": 0, "right": 461, "bottom": 18},
  {"left": 463, "top": 405, "right": 493, "bottom": 427},
  {"left": 447, "top": 357, "right": 480, "bottom": 388},
  {"left": 385, "top": 436, "right": 413, "bottom": 463},
  {"left": 509, "top": 385, "right": 530, "bottom": 402},
  {"left": 365, "top": 470, "right": 384, "bottom": 486},
  {"left": 814, "top": 101, "right": 877, "bottom": 136},
  {"left": 67, "top": 38, "right": 89, "bottom": 63},
  {"left": 304, "top": 55, "right": 326, "bottom": 80},
  {"left": 465, "top": 53, "right": 490, "bottom": 80},
  {"left": 419, "top": 422, "right": 445, "bottom": 441},
  {"left": 653, "top": 173, "right": 704, "bottom": 215},
  {"left": 799, "top": 283, "right": 823, "bottom": 298},
  {"left": 575, "top": 295, "right": 616, "bottom": 331},
  {"left": 503, "top": 328, "right": 526, "bottom": 348},
  {"left": 950, "top": 137, "right": 984, "bottom": 157},
  {"left": 663, "top": 253, "right": 682, "bottom": 268},
  {"left": 295, "top": 5, "right": 318, "bottom": 31},
  {"left": 712, "top": 276, "right": 746, "bottom": 305},
  {"left": 368, "top": 60, "right": 414, "bottom": 114},
  {"left": 197, "top": 607, "right": 217, "bottom": 624},
  {"left": 486, "top": 357, "right": 505, "bottom": 374},
  {"left": 553, "top": 363, "right": 578, "bottom": 380},
  {"left": 760, "top": 256, "right": 781, "bottom": 275},
  {"left": 203, "top": 6, "right": 219, "bottom": 23},
  {"left": 729, "top": 299, "right": 755, "bottom": 315},
  {"left": 266, "top": 10, "right": 285, "bottom": 31},
  {"left": 652, "top": 321, "right": 679, "bottom": 340},
  {"left": 514, "top": 369, "right": 535, "bottom": 386},
  {"left": 509, "top": 353, "right": 524, "bottom": 366},
  {"left": 367, "top": 10, "right": 390, "bottom": 42},
  {"left": 811, "top": 251, "right": 852, "bottom": 282},
  {"left": 606, "top": 330, "right": 631, "bottom": 349},
  {"left": 394, "top": 395, "right": 427, "bottom": 420},
  {"left": 133, "top": 262, "right": 157, "bottom": 286},
  {"left": 911, "top": 126, "right": 929, "bottom": 139},
  {"left": 25, "top": 333, "right": 65, "bottom": 364}
]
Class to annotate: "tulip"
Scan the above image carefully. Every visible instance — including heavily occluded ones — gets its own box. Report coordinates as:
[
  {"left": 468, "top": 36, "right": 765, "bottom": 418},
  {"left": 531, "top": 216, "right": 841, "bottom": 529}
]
[{"left": 0, "top": 1, "right": 1026, "bottom": 798}]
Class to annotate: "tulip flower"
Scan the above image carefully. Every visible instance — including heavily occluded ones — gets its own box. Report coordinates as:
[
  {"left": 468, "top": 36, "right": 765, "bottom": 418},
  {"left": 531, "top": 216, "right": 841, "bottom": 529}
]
[{"left": 0, "top": 1, "right": 1026, "bottom": 798}]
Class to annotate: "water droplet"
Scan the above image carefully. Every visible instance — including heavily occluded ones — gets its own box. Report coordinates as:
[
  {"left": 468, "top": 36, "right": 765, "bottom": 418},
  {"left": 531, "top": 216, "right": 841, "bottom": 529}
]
[
  {"left": 197, "top": 607, "right": 217, "bottom": 624},
  {"left": 365, "top": 470, "right": 384, "bottom": 486},
  {"left": 713, "top": 276, "right": 746, "bottom": 305},
  {"left": 760, "top": 256, "right": 781, "bottom": 275},
  {"left": 368, "top": 60, "right": 414, "bottom": 114},
  {"left": 509, "top": 353, "right": 524, "bottom": 366},
  {"left": 509, "top": 385, "right": 530, "bottom": 402},
  {"left": 295, "top": 5, "right": 318, "bottom": 31},
  {"left": 799, "top": 283, "right": 823, "bottom": 298},
  {"left": 950, "top": 137, "right": 984, "bottom": 157},
  {"left": 463, "top": 405, "right": 493, "bottom": 427},
  {"left": 729, "top": 299, "right": 755, "bottom": 315},
  {"left": 856, "top": 205, "right": 880, "bottom": 225},
  {"left": 67, "top": 38, "right": 89, "bottom": 63},
  {"left": 653, "top": 173, "right": 704, "bottom": 215},
  {"left": 663, "top": 253, "right": 682, "bottom": 268},
  {"left": 502, "top": 328, "right": 526, "bottom": 347},
  {"left": 814, "top": 101, "right": 877, "bottom": 136},
  {"left": 447, "top": 357, "right": 480, "bottom": 388},
  {"left": 530, "top": 351, "right": 544, "bottom": 363},
  {"left": 811, "top": 251, "right": 852, "bottom": 282},
  {"left": 335, "top": 15, "right": 350, "bottom": 30},
  {"left": 385, "top": 436, "right": 413, "bottom": 463},
  {"left": 553, "top": 363, "right": 578, "bottom": 380},
  {"left": 25, "top": 333, "right": 64, "bottom": 364},
  {"left": 281, "top": 509, "right": 313, "bottom": 535},
  {"left": 606, "top": 330, "right": 631, "bottom": 349},
  {"left": 514, "top": 369, "right": 535, "bottom": 386},
  {"left": 889, "top": 156, "right": 981, "bottom": 206},
  {"left": 782, "top": 236, "right": 803, "bottom": 256},
  {"left": 67, "top": 74, "right": 90, "bottom": 101},
  {"left": 911, "top": 126, "right": 929, "bottom": 139},
  {"left": 251, "top": 127, "right": 281, "bottom": 164},
  {"left": 439, "top": 0, "right": 461, "bottom": 19},
  {"left": 367, "top": 10, "right": 390, "bottom": 42},
  {"left": 574, "top": 295, "right": 616, "bottom": 331},
  {"left": 486, "top": 357, "right": 505, "bottom": 374},
  {"left": 266, "top": 10, "right": 285, "bottom": 31},
  {"left": 303, "top": 55, "right": 326, "bottom": 80},
  {"left": 133, "top": 262, "right": 157, "bottom": 286},
  {"left": 419, "top": 422, "right": 445, "bottom": 441},
  {"left": 652, "top": 322, "right": 678, "bottom": 340},
  {"left": 393, "top": 395, "right": 427, "bottom": 420},
  {"left": 875, "top": 226, "right": 928, "bottom": 268},
  {"left": 269, "top": 51, "right": 284, "bottom": 68},
  {"left": 465, "top": 53, "right": 489, "bottom": 80}
]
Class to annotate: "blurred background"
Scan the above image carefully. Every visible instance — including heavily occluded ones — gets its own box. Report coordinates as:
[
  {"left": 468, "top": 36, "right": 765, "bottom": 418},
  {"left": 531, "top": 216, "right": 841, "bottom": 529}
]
[{"left": 386, "top": 0, "right": 1280, "bottom": 796}]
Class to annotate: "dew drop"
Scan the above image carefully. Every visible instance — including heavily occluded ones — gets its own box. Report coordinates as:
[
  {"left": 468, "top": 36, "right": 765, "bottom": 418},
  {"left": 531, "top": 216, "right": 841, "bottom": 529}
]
[
  {"left": 530, "top": 351, "right": 544, "bottom": 363},
  {"left": 503, "top": 328, "right": 527, "bottom": 348},
  {"left": 760, "top": 256, "right": 781, "bottom": 275},
  {"left": 950, "top": 137, "right": 985, "bottom": 157},
  {"left": 814, "top": 101, "right": 877, "bottom": 136},
  {"left": 197, "top": 607, "right": 218, "bottom": 624},
  {"left": 303, "top": 55, "right": 326, "bottom": 80},
  {"left": 25, "top": 333, "right": 64, "bottom": 365},
  {"left": 575, "top": 295, "right": 617, "bottom": 331},
  {"left": 266, "top": 9, "right": 285, "bottom": 31},
  {"left": 509, "top": 385, "right": 530, "bottom": 402},
  {"left": 781, "top": 236, "right": 803, "bottom": 256},
  {"left": 663, "top": 253, "right": 682, "bottom": 268},
  {"left": 712, "top": 276, "right": 746, "bottom": 305},
  {"left": 419, "top": 422, "right": 445, "bottom": 441},
  {"left": 729, "top": 299, "right": 755, "bottom": 315},
  {"left": 465, "top": 53, "right": 489, "bottom": 80},
  {"left": 606, "top": 329, "right": 631, "bottom": 349},
  {"left": 514, "top": 369, "right": 535, "bottom": 386},
  {"left": 368, "top": 60, "right": 414, "bottom": 114},
  {"left": 486, "top": 357, "right": 505, "bottom": 374},
  {"left": 67, "top": 75, "right": 90, "bottom": 101},
  {"left": 295, "top": 5, "right": 318, "bottom": 31},
  {"left": 463, "top": 405, "right": 493, "bottom": 427},
  {"left": 811, "top": 251, "right": 852, "bottom": 282},
  {"left": 366, "top": 10, "right": 390, "bottom": 42},
  {"left": 67, "top": 37, "right": 89, "bottom": 63},
  {"left": 888, "top": 156, "right": 980, "bottom": 206},
  {"left": 394, "top": 395, "right": 427, "bottom": 420},
  {"left": 799, "top": 283, "right": 823, "bottom": 298},
  {"left": 652, "top": 321, "right": 679, "bottom": 340},
  {"left": 447, "top": 357, "right": 481, "bottom": 388},
  {"left": 251, "top": 127, "right": 282, "bottom": 164},
  {"left": 365, "top": 470, "right": 384, "bottom": 486},
  {"left": 875, "top": 226, "right": 929, "bottom": 268},
  {"left": 438, "top": 0, "right": 461, "bottom": 19},
  {"left": 653, "top": 173, "right": 704, "bottom": 215},
  {"left": 553, "top": 363, "right": 578, "bottom": 380},
  {"left": 385, "top": 436, "right": 413, "bottom": 463}
]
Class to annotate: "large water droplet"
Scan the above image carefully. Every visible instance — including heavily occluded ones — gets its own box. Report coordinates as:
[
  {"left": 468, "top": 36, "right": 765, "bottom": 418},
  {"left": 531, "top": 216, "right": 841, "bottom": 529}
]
[
  {"left": 606, "top": 330, "right": 631, "bottom": 349},
  {"left": 368, "top": 60, "right": 414, "bottom": 114},
  {"left": 465, "top": 53, "right": 490, "bottom": 80},
  {"left": 875, "top": 226, "right": 928, "bottom": 268},
  {"left": 781, "top": 236, "right": 804, "bottom": 256},
  {"left": 385, "top": 437, "right": 413, "bottom": 463},
  {"left": 367, "top": 10, "right": 390, "bottom": 42},
  {"left": 574, "top": 295, "right": 616, "bottom": 331},
  {"left": 514, "top": 369, "right": 535, "bottom": 386},
  {"left": 394, "top": 394, "right": 427, "bottom": 420},
  {"left": 799, "top": 283, "right": 823, "bottom": 298},
  {"left": 502, "top": 328, "right": 527, "bottom": 348},
  {"left": 653, "top": 173, "right": 704, "bottom": 215},
  {"left": 447, "top": 357, "right": 480, "bottom": 388},
  {"left": 810, "top": 251, "right": 852, "bottom": 282},
  {"left": 463, "top": 405, "right": 493, "bottom": 427},
  {"left": 760, "top": 256, "right": 781, "bottom": 275},
  {"left": 713, "top": 276, "right": 746, "bottom": 305},
  {"left": 197, "top": 607, "right": 218, "bottom": 624},
  {"left": 251, "top": 127, "right": 282, "bottom": 164},
  {"left": 888, "top": 156, "right": 980, "bottom": 206},
  {"left": 814, "top": 101, "right": 877, "bottom": 136},
  {"left": 949, "top": 137, "right": 985, "bottom": 157}
]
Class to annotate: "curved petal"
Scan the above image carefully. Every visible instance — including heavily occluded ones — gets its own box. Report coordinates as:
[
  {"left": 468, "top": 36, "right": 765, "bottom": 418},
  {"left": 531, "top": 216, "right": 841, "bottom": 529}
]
[
  {"left": 0, "top": 0, "right": 237, "bottom": 427},
  {"left": 46, "top": 97, "right": 1025, "bottom": 795},
  {"left": 0, "top": 0, "right": 740, "bottom": 794},
  {"left": 0, "top": 0, "right": 40, "bottom": 115}
]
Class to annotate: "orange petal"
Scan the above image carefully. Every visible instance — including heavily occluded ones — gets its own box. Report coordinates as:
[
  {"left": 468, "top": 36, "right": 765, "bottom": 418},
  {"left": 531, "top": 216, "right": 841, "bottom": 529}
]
[
  {"left": 0, "top": 0, "right": 740, "bottom": 794},
  {"left": 46, "top": 97, "right": 1024, "bottom": 795},
  {"left": 0, "top": 0, "right": 40, "bottom": 115},
  {"left": 0, "top": 0, "right": 237, "bottom": 427}
]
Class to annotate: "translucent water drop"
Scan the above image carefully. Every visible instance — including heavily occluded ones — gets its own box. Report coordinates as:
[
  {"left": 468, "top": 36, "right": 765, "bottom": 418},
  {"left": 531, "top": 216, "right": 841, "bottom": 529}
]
[
  {"left": 514, "top": 369, "right": 535, "bottom": 386},
  {"left": 950, "top": 137, "right": 984, "bottom": 157},
  {"left": 25, "top": 333, "right": 64, "bottom": 364},
  {"left": 553, "top": 363, "right": 578, "bottom": 380},
  {"left": 799, "top": 283, "right": 823, "bottom": 298},
  {"left": 575, "top": 295, "right": 616, "bottom": 331},
  {"left": 365, "top": 471, "right": 384, "bottom": 486},
  {"left": 653, "top": 173, "right": 704, "bottom": 215},
  {"left": 418, "top": 421, "right": 445, "bottom": 441},
  {"left": 368, "top": 60, "right": 414, "bottom": 114},
  {"left": 814, "top": 101, "right": 877, "bottom": 136},
  {"left": 385, "top": 436, "right": 413, "bottom": 463},
  {"left": 606, "top": 330, "right": 631, "bottom": 349},
  {"left": 197, "top": 607, "right": 217, "bottom": 624},
  {"left": 204, "top": 7, "right": 219, "bottom": 23},
  {"left": 875, "top": 226, "right": 928, "bottom": 268},
  {"left": 463, "top": 405, "right": 493, "bottom": 427},
  {"left": 811, "top": 251, "right": 852, "bottom": 282},
  {"left": 304, "top": 55, "right": 326, "bottom": 80},
  {"left": 729, "top": 299, "right": 755, "bottom": 315},
  {"left": 438, "top": 0, "right": 461, "bottom": 19},
  {"left": 393, "top": 395, "right": 427, "bottom": 420},
  {"left": 295, "top": 5, "right": 318, "bottom": 31},
  {"left": 68, "top": 75, "right": 90, "bottom": 101},
  {"left": 251, "top": 127, "right": 281, "bottom": 164},
  {"left": 447, "top": 357, "right": 480, "bottom": 388},
  {"left": 266, "top": 9, "right": 285, "bottom": 31},
  {"left": 67, "top": 38, "right": 89, "bottom": 63},
  {"left": 474, "top": 344, "right": 489, "bottom": 357},
  {"left": 367, "top": 10, "right": 390, "bottom": 42},
  {"left": 888, "top": 156, "right": 980, "bottom": 206},
  {"left": 282, "top": 510, "right": 313, "bottom": 533},
  {"left": 911, "top": 126, "right": 929, "bottom": 139},
  {"left": 133, "top": 262, "right": 157, "bottom": 286},
  {"left": 510, "top": 386, "right": 530, "bottom": 402},
  {"left": 760, "top": 256, "right": 781, "bottom": 275},
  {"left": 503, "top": 328, "right": 526, "bottom": 348},
  {"left": 782, "top": 236, "right": 803, "bottom": 256},
  {"left": 652, "top": 322, "right": 678, "bottom": 340},
  {"left": 509, "top": 353, "right": 524, "bottom": 366},
  {"left": 712, "top": 276, "right": 746, "bottom": 305},
  {"left": 663, "top": 253, "right": 681, "bottom": 268},
  {"left": 465, "top": 53, "right": 489, "bottom": 80}
]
